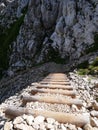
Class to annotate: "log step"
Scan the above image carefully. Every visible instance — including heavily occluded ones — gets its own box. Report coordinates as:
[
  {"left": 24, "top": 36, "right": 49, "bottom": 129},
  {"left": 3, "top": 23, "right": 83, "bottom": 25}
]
[
  {"left": 45, "top": 78, "right": 68, "bottom": 80},
  {"left": 31, "top": 88, "right": 76, "bottom": 97},
  {"left": 4, "top": 107, "right": 90, "bottom": 127},
  {"left": 40, "top": 82, "right": 71, "bottom": 85},
  {"left": 21, "top": 95, "right": 83, "bottom": 107},
  {"left": 42, "top": 80, "right": 70, "bottom": 82},
  {"left": 44, "top": 79, "right": 68, "bottom": 81},
  {"left": 37, "top": 84, "right": 73, "bottom": 90}
]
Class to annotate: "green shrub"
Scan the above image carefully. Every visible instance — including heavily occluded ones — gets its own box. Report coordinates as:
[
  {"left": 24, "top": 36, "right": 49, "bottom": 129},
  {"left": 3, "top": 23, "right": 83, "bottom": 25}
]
[
  {"left": 77, "top": 57, "right": 98, "bottom": 75},
  {"left": 77, "top": 69, "right": 89, "bottom": 75},
  {"left": 91, "top": 57, "right": 98, "bottom": 66},
  {"left": 88, "top": 65, "right": 93, "bottom": 69},
  {"left": 77, "top": 61, "right": 89, "bottom": 69}
]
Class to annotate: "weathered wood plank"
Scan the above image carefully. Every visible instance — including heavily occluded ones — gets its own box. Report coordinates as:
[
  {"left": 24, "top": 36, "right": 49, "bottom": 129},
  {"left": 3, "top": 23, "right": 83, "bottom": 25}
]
[
  {"left": 31, "top": 88, "right": 76, "bottom": 97},
  {"left": 5, "top": 107, "right": 90, "bottom": 127},
  {"left": 40, "top": 82, "right": 70, "bottom": 85},
  {"left": 37, "top": 84, "right": 73, "bottom": 90},
  {"left": 21, "top": 95, "right": 83, "bottom": 107}
]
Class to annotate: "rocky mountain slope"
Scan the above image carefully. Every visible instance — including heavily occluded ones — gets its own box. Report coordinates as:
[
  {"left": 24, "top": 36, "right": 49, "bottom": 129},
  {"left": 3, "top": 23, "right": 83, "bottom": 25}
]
[{"left": 0, "top": 0, "right": 98, "bottom": 74}]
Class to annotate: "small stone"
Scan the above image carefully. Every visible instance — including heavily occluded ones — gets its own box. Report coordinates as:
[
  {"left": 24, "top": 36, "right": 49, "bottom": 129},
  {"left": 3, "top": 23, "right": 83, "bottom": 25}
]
[
  {"left": 4, "top": 122, "right": 13, "bottom": 130},
  {"left": 72, "top": 104, "right": 79, "bottom": 111},
  {"left": 14, "top": 123, "right": 34, "bottom": 130},
  {"left": 26, "top": 115, "right": 34, "bottom": 125},
  {"left": 91, "top": 118, "right": 98, "bottom": 127},
  {"left": 46, "top": 118, "right": 55, "bottom": 124},
  {"left": 13, "top": 116, "right": 24, "bottom": 125},
  {"left": 93, "top": 127, "right": 98, "bottom": 130},
  {"left": 22, "top": 114, "right": 28, "bottom": 120},
  {"left": 92, "top": 101, "right": 98, "bottom": 111},
  {"left": 77, "top": 127, "right": 83, "bottom": 130},
  {"left": 91, "top": 110, "right": 98, "bottom": 117},
  {"left": 46, "top": 124, "right": 54, "bottom": 129},
  {"left": 61, "top": 124, "right": 67, "bottom": 130},
  {"left": 34, "top": 116, "right": 45, "bottom": 124},
  {"left": 81, "top": 107, "right": 86, "bottom": 112},
  {"left": 32, "top": 123, "right": 39, "bottom": 129},
  {"left": 68, "top": 124, "right": 77, "bottom": 130},
  {"left": 54, "top": 121, "right": 59, "bottom": 125},
  {"left": 84, "top": 124, "right": 93, "bottom": 130},
  {"left": 39, "top": 123, "right": 46, "bottom": 130}
]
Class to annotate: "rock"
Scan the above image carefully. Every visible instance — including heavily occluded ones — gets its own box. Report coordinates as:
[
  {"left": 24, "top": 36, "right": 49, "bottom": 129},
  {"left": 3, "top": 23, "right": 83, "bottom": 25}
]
[
  {"left": 84, "top": 124, "right": 93, "bottom": 130},
  {"left": 32, "top": 122, "right": 39, "bottom": 130},
  {"left": 14, "top": 123, "right": 34, "bottom": 130},
  {"left": 22, "top": 114, "right": 28, "bottom": 120},
  {"left": 46, "top": 118, "right": 55, "bottom": 124},
  {"left": 4, "top": 122, "right": 13, "bottom": 130},
  {"left": 71, "top": 104, "right": 79, "bottom": 112},
  {"left": 7, "top": 70, "right": 14, "bottom": 77},
  {"left": 26, "top": 115, "right": 34, "bottom": 125},
  {"left": 55, "top": 17, "right": 64, "bottom": 35},
  {"left": 92, "top": 101, "right": 98, "bottom": 110},
  {"left": 17, "top": 0, "right": 29, "bottom": 17},
  {"left": 61, "top": 124, "right": 67, "bottom": 130},
  {"left": 39, "top": 123, "right": 46, "bottom": 130},
  {"left": 13, "top": 116, "right": 24, "bottom": 125},
  {"left": 46, "top": 124, "right": 54, "bottom": 129},
  {"left": 34, "top": 116, "right": 45, "bottom": 124},
  {"left": 90, "top": 118, "right": 98, "bottom": 127},
  {"left": 77, "top": 128, "right": 83, "bottom": 130},
  {"left": 91, "top": 111, "right": 98, "bottom": 117},
  {"left": 63, "top": 0, "right": 76, "bottom": 26},
  {"left": 0, "top": 3, "right": 6, "bottom": 13},
  {"left": 68, "top": 124, "right": 77, "bottom": 130},
  {"left": 0, "top": 0, "right": 97, "bottom": 71},
  {"left": 93, "top": 128, "right": 98, "bottom": 130}
]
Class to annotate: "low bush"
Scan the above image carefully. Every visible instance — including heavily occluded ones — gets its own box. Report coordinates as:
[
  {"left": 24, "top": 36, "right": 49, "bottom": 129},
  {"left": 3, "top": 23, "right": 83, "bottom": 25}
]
[{"left": 77, "top": 57, "right": 98, "bottom": 75}]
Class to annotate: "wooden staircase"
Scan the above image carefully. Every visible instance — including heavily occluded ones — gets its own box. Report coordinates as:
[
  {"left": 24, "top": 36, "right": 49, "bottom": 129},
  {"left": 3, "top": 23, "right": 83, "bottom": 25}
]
[{"left": 4, "top": 73, "right": 90, "bottom": 127}]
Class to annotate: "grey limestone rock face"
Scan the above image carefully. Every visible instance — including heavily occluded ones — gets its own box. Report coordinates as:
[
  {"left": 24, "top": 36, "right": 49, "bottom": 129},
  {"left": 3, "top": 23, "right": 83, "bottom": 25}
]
[{"left": 0, "top": 0, "right": 98, "bottom": 71}]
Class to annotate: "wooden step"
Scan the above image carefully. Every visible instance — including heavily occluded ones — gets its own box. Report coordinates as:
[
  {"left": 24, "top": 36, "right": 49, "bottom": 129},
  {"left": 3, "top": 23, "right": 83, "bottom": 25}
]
[
  {"left": 43, "top": 80, "right": 69, "bottom": 82},
  {"left": 44, "top": 78, "right": 68, "bottom": 80},
  {"left": 40, "top": 82, "right": 71, "bottom": 85},
  {"left": 31, "top": 88, "right": 76, "bottom": 97},
  {"left": 21, "top": 95, "right": 83, "bottom": 107},
  {"left": 37, "top": 84, "right": 73, "bottom": 90},
  {"left": 4, "top": 107, "right": 90, "bottom": 127}
]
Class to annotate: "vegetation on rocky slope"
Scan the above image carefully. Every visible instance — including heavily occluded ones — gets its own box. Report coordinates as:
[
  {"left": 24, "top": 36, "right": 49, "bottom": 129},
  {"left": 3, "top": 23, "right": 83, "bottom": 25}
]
[
  {"left": 0, "top": 6, "right": 28, "bottom": 78},
  {"left": 77, "top": 57, "right": 98, "bottom": 75},
  {"left": 77, "top": 33, "right": 98, "bottom": 75},
  {"left": 0, "top": 15, "right": 24, "bottom": 78}
]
